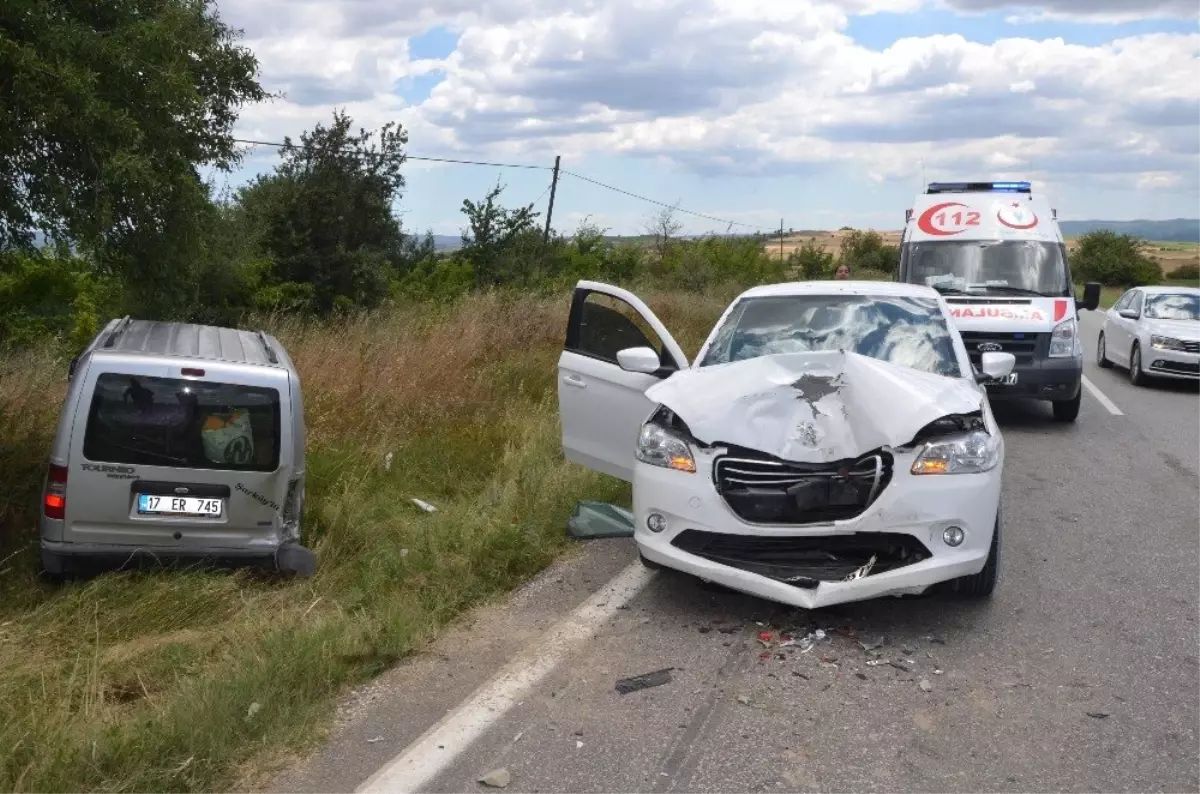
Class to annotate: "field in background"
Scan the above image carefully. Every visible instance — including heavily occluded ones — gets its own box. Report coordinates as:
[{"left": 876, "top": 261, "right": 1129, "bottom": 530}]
[
  {"left": 0, "top": 287, "right": 734, "bottom": 792},
  {"left": 763, "top": 230, "right": 1200, "bottom": 276}
]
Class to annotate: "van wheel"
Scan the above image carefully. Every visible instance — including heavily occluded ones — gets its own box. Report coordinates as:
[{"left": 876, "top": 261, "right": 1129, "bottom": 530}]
[
  {"left": 1052, "top": 390, "right": 1081, "bottom": 423},
  {"left": 952, "top": 514, "right": 1000, "bottom": 598},
  {"left": 39, "top": 549, "right": 68, "bottom": 583},
  {"left": 1097, "top": 332, "right": 1112, "bottom": 368},
  {"left": 276, "top": 543, "right": 317, "bottom": 577}
]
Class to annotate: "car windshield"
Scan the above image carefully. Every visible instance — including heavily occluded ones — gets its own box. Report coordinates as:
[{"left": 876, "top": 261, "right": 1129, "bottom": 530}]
[
  {"left": 902, "top": 240, "right": 1067, "bottom": 296},
  {"left": 83, "top": 374, "right": 281, "bottom": 471},
  {"left": 699, "top": 294, "right": 962, "bottom": 378},
  {"left": 1144, "top": 293, "right": 1200, "bottom": 321}
]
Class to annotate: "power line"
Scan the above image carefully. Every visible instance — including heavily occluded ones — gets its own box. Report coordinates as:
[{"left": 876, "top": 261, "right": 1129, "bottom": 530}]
[
  {"left": 231, "top": 137, "right": 551, "bottom": 170},
  {"left": 561, "top": 169, "right": 766, "bottom": 231}
]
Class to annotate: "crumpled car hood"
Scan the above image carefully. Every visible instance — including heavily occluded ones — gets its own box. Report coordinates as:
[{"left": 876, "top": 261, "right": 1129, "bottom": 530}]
[{"left": 644, "top": 350, "right": 984, "bottom": 463}]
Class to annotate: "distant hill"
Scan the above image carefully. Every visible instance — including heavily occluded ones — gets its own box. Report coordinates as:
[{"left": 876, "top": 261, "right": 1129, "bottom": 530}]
[{"left": 1059, "top": 219, "right": 1199, "bottom": 242}]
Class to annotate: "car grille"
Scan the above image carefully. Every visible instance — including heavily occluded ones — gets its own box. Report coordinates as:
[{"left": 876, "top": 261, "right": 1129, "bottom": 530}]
[
  {"left": 671, "top": 529, "right": 931, "bottom": 587},
  {"left": 1178, "top": 340, "right": 1200, "bottom": 354},
  {"left": 959, "top": 331, "right": 1042, "bottom": 366},
  {"left": 712, "top": 450, "right": 892, "bottom": 525}
]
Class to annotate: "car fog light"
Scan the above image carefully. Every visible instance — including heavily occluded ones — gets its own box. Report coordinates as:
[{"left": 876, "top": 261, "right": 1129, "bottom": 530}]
[
  {"left": 647, "top": 513, "right": 668, "bottom": 533},
  {"left": 942, "top": 526, "right": 965, "bottom": 547}
]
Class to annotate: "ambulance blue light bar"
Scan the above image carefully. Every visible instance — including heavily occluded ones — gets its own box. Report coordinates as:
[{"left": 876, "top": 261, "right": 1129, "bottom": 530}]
[{"left": 925, "top": 181, "right": 1032, "bottom": 194}]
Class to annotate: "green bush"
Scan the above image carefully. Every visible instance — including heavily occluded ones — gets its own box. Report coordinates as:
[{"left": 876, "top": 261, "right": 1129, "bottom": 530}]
[
  {"left": 838, "top": 230, "right": 899, "bottom": 275},
  {"left": 788, "top": 238, "right": 835, "bottom": 279},
  {"left": 1166, "top": 263, "right": 1199, "bottom": 281},
  {"left": 0, "top": 250, "right": 121, "bottom": 348},
  {"left": 1071, "top": 230, "right": 1161, "bottom": 286}
]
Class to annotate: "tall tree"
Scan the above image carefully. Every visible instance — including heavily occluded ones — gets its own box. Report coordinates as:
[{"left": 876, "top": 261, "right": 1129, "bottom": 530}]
[
  {"left": 0, "top": 0, "right": 269, "bottom": 279},
  {"left": 239, "top": 110, "right": 408, "bottom": 311},
  {"left": 459, "top": 182, "right": 540, "bottom": 287}
]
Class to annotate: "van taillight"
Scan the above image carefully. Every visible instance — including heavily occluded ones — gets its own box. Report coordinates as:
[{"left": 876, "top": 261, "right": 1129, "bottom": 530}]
[
  {"left": 181, "top": 367, "right": 205, "bottom": 377},
  {"left": 44, "top": 464, "right": 67, "bottom": 520}
]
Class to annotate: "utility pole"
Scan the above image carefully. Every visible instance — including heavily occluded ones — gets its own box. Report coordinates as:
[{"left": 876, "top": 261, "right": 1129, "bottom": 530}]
[
  {"left": 779, "top": 218, "right": 785, "bottom": 261},
  {"left": 541, "top": 155, "right": 561, "bottom": 251}
]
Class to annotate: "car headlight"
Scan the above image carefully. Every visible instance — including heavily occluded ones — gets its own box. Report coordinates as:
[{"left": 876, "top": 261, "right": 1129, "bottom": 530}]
[
  {"left": 636, "top": 422, "right": 696, "bottom": 473},
  {"left": 1049, "top": 316, "right": 1077, "bottom": 358},
  {"left": 911, "top": 430, "right": 1001, "bottom": 475},
  {"left": 1151, "top": 335, "right": 1185, "bottom": 351}
]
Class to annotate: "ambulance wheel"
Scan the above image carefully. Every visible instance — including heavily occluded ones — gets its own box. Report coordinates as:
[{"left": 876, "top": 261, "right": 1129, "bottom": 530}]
[
  {"left": 1052, "top": 390, "right": 1081, "bottom": 422},
  {"left": 1097, "top": 332, "right": 1112, "bottom": 368}
]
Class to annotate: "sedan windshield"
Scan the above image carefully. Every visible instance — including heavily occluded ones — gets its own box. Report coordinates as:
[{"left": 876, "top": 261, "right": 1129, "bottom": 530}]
[
  {"left": 902, "top": 240, "right": 1067, "bottom": 296},
  {"left": 700, "top": 294, "right": 962, "bottom": 378},
  {"left": 1145, "top": 293, "right": 1200, "bottom": 321}
]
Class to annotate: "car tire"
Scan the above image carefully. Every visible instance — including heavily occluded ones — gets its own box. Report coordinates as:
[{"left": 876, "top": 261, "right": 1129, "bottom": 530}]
[
  {"left": 38, "top": 548, "right": 68, "bottom": 583},
  {"left": 1097, "top": 332, "right": 1112, "bottom": 368},
  {"left": 1129, "top": 342, "right": 1146, "bottom": 386},
  {"left": 1052, "top": 389, "right": 1081, "bottom": 422},
  {"left": 638, "top": 551, "right": 664, "bottom": 571},
  {"left": 953, "top": 514, "right": 1000, "bottom": 598}
]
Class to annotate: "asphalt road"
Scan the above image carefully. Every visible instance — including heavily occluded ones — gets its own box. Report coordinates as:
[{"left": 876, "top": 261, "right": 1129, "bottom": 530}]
[{"left": 274, "top": 308, "right": 1198, "bottom": 794}]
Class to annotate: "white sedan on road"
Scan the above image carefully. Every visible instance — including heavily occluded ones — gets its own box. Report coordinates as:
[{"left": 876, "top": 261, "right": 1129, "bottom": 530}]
[
  {"left": 557, "top": 280, "right": 1017, "bottom": 610},
  {"left": 1097, "top": 286, "right": 1200, "bottom": 385}
]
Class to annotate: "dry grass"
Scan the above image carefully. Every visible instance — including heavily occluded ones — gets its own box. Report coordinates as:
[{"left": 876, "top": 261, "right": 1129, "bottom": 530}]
[{"left": 0, "top": 286, "right": 734, "bottom": 792}]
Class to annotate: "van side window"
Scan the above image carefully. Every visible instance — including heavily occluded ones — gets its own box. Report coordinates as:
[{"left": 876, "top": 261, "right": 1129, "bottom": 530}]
[{"left": 82, "top": 374, "right": 282, "bottom": 471}]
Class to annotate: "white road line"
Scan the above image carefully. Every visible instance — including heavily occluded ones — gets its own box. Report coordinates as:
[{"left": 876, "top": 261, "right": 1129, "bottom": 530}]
[
  {"left": 1082, "top": 375, "right": 1124, "bottom": 416},
  {"left": 356, "top": 560, "right": 657, "bottom": 794}
]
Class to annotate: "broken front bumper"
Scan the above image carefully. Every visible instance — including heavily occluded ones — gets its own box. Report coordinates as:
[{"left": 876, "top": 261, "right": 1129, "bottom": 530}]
[{"left": 631, "top": 449, "right": 1001, "bottom": 610}]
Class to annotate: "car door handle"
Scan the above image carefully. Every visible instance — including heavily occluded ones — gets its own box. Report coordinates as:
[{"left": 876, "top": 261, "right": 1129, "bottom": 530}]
[{"left": 562, "top": 374, "right": 586, "bottom": 388}]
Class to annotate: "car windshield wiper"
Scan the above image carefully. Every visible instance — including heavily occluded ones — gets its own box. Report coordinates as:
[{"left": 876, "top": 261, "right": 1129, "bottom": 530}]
[
  {"left": 931, "top": 285, "right": 970, "bottom": 295},
  {"left": 967, "top": 285, "right": 1050, "bottom": 297}
]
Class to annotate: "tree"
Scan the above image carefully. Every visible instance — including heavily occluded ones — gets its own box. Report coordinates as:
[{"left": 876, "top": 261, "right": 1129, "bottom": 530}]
[
  {"left": 239, "top": 110, "right": 409, "bottom": 311},
  {"left": 838, "top": 229, "right": 899, "bottom": 275},
  {"left": 1071, "top": 230, "right": 1161, "bottom": 287},
  {"left": 645, "top": 205, "right": 683, "bottom": 263},
  {"left": 789, "top": 238, "right": 834, "bottom": 279},
  {"left": 0, "top": 0, "right": 270, "bottom": 282},
  {"left": 458, "top": 182, "right": 540, "bottom": 287}
]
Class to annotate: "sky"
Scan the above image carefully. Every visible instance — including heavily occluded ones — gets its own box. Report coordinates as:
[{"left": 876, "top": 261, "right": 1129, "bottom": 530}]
[{"left": 211, "top": 0, "right": 1200, "bottom": 237}]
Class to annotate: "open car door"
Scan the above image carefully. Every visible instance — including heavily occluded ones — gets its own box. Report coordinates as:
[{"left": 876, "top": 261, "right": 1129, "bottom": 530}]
[{"left": 558, "top": 280, "right": 689, "bottom": 482}]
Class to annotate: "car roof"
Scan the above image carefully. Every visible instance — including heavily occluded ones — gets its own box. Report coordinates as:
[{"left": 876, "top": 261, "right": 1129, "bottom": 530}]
[
  {"left": 736, "top": 280, "right": 941, "bottom": 301},
  {"left": 92, "top": 319, "right": 287, "bottom": 369},
  {"left": 1135, "top": 285, "right": 1200, "bottom": 296}
]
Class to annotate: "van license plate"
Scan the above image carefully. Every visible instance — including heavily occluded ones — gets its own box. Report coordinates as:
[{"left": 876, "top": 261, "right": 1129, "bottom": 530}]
[
  {"left": 994, "top": 373, "right": 1018, "bottom": 386},
  {"left": 137, "top": 495, "right": 223, "bottom": 517}
]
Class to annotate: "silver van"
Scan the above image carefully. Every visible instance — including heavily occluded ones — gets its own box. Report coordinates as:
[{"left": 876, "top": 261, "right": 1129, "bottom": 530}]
[{"left": 39, "top": 317, "right": 314, "bottom": 577}]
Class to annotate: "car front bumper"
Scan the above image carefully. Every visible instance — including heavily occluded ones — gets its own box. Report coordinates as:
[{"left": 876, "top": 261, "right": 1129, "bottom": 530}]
[
  {"left": 632, "top": 449, "right": 1002, "bottom": 610},
  {"left": 982, "top": 354, "right": 1082, "bottom": 402},
  {"left": 1145, "top": 344, "right": 1200, "bottom": 379}
]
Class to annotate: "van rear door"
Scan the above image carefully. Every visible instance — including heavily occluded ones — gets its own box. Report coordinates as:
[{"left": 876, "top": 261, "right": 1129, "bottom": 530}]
[{"left": 64, "top": 359, "right": 294, "bottom": 552}]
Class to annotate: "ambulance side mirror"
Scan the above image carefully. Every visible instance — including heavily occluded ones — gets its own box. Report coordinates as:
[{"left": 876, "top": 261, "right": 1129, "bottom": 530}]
[{"left": 1077, "top": 282, "right": 1101, "bottom": 312}]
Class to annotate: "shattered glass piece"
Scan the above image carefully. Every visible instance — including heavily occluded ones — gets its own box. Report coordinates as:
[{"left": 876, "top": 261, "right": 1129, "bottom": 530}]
[{"left": 567, "top": 501, "right": 635, "bottom": 539}]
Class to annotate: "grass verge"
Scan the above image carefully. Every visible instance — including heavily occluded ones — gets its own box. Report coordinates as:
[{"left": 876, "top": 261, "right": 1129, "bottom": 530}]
[{"left": 0, "top": 286, "right": 731, "bottom": 792}]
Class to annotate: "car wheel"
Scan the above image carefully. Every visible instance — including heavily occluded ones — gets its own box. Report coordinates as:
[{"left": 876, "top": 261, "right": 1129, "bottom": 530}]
[
  {"left": 1052, "top": 390, "right": 1081, "bottom": 422},
  {"left": 38, "top": 548, "right": 68, "bottom": 583},
  {"left": 638, "top": 551, "right": 664, "bottom": 570},
  {"left": 1097, "top": 331, "right": 1112, "bottom": 368},
  {"left": 1129, "top": 342, "right": 1146, "bottom": 386},
  {"left": 953, "top": 514, "right": 1000, "bottom": 598}
]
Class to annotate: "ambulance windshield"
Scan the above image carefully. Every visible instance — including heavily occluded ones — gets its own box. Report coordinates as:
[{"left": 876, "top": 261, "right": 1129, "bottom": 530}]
[{"left": 902, "top": 240, "right": 1067, "bottom": 297}]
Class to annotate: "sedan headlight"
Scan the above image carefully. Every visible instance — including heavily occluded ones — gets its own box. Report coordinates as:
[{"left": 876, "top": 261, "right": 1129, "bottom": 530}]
[
  {"left": 1151, "top": 335, "right": 1187, "bottom": 351},
  {"left": 1049, "top": 317, "right": 1078, "bottom": 358},
  {"left": 636, "top": 422, "right": 696, "bottom": 473},
  {"left": 911, "top": 430, "right": 1001, "bottom": 475}
]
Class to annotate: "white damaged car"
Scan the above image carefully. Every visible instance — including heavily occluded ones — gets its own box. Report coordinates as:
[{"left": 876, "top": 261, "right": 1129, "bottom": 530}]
[{"left": 558, "top": 280, "right": 1016, "bottom": 610}]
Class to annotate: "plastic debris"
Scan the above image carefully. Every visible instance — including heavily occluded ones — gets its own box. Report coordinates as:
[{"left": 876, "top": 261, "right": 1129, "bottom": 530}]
[
  {"left": 855, "top": 672, "right": 868, "bottom": 680},
  {"left": 866, "top": 659, "right": 890, "bottom": 667},
  {"left": 384, "top": 452, "right": 394, "bottom": 470},
  {"left": 567, "top": 501, "right": 635, "bottom": 539},
  {"left": 888, "top": 661, "right": 912, "bottom": 672},
  {"left": 919, "top": 679, "right": 933, "bottom": 693},
  {"left": 1086, "top": 711, "right": 1110, "bottom": 719},
  {"left": 933, "top": 668, "right": 944, "bottom": 675},
  {"left": 925, "top": 635, "right": 946, "bottom": 645},
  {"left": 858, "top": 635, "right": 885, "bottom": 652},
  {"left": 758, "top": 631, "right": 774, "bottom": 643},
  {"left": 367, "top": 735, "right": 384, "bottom": 743},
  {"left": 411, "top": 498, "right": 437, "bottom": 513},
  {"left": 245, "top": 702, "right": 261, "bottom": 722},
  {"left": 615, "top": 667, "right": 673, "bottom": 694},
  {"left": 736, "top": 694, "right": 751, "bottom": 705},
  {"left": 575, "top": 740, "right": 584, "bottom": 749},
  {"left": 479, "top": 768, "right": 512, "bottom": 788}
]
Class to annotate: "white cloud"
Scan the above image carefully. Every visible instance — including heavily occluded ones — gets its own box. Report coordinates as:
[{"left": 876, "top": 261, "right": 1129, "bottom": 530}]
[
  {"left": 216, "top": 0, "right": 1199, "bottom": 212},
  {"left": 1137, "top": 172, "right": 1185, "bottom": 190}
]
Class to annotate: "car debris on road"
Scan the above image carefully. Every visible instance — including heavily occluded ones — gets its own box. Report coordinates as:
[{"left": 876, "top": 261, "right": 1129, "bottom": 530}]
[{"left": 615, "top": 667, "right": 673, "bottom": 694}]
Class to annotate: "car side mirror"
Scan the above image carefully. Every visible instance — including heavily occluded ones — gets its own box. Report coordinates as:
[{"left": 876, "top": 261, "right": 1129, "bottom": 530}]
[
  {"left": 1077, "top": 282, "right": 1101, "bottom": 312},
  {"left": 1118, "top": 309, "right": 1139, "bottom": 319},
  {"left": 975, "top": 351, "right": 1016, "bottom": 383},
  {"left": 616, "top": 346, "right": 663, "bottom": 375}
]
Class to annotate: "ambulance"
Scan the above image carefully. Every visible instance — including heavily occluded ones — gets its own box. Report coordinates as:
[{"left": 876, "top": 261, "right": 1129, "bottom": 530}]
[{"left": 897, "top": 181, "right": 1101, "bottom": 422}]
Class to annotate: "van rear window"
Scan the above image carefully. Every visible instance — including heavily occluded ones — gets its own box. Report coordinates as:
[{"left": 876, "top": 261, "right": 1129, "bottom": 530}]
[{"left": 82, "top": 374, "right": 281, "bottom": 471}]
